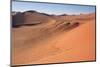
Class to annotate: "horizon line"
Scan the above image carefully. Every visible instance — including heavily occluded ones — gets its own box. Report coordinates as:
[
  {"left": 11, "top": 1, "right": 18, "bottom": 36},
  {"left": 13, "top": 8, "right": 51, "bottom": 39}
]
[{"left": 12, "top": 10, "right": 95, "bottom": 16}]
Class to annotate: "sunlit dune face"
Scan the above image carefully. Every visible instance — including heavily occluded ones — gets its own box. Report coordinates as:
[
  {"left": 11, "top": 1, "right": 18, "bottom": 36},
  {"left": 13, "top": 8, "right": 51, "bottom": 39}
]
[{"left": 12, "top": 12, "right": 96, "bottom": 66}]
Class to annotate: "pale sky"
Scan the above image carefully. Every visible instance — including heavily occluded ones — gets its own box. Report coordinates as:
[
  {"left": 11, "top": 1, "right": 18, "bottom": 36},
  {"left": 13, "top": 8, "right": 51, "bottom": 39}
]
[{"left": 12, "top": 1, "right": 95, "bottom": 15}]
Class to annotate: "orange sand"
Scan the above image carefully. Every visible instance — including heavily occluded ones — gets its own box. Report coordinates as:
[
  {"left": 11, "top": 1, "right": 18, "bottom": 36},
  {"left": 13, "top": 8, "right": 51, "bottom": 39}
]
[{"left": 12, "top": 13, "right": 96, "bottom": 66}]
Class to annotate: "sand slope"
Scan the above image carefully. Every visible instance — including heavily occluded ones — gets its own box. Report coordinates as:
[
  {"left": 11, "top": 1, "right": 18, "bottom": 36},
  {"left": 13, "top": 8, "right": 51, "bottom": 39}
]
[
  {"left": 12, "top": 13, "right": 95, "bottom": 65},
  {"left": 30, "top": 20, "right": 95, "bottom": 64}
]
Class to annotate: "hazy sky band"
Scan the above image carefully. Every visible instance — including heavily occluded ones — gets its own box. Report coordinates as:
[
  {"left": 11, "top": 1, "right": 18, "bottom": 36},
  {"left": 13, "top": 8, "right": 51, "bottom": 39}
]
[{"left": 12, "top": 1, "right": 95, "bottom": 15}]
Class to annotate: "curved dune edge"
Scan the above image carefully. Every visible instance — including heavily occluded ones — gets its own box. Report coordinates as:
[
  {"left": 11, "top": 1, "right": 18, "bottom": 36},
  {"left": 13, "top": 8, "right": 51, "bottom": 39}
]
[
  {"left": 12, "top": 19, "right": 95, "bottom": 65},
  {"left": 28, "top": 21, "right": 95, "bottom": 64}
]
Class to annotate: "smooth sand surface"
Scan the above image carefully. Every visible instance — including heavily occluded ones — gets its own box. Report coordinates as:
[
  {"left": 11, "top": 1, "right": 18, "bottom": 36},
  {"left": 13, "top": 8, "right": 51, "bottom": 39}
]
[{"left": 12, "top": 13, "right": 95, "bottom": 65}]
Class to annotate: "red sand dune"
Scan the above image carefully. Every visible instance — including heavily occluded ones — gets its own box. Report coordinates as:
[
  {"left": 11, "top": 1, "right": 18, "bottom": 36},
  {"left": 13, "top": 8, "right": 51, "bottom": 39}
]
[
  {"left": 30, "top": 20, "right": 95, "bottom": 64},
  {"left": 12, "top": 12, "right": 95, "bottom": 66}
]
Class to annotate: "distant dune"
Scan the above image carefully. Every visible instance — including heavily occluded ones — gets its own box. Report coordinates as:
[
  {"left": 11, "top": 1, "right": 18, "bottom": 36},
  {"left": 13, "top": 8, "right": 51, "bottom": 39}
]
[
  {"left": 12, "top": 11, "right": 95, "bottom": 66},
  {"left": 12, "top": 10, "right": 95, "bottom": 27}
]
